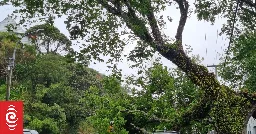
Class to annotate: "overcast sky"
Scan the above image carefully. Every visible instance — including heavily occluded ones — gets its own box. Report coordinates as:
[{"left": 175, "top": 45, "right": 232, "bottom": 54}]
[{"left": 0, "top": 4, "right": 228, "bottom": 82}]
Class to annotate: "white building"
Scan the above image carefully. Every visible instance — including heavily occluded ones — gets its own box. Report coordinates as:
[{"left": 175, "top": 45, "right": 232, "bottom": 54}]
[
  {"left": 247, "top": 116, "right": 256, "bottom": 134},
  {"left": 0, "top": 16, "right": 30, "bottom": 44}
]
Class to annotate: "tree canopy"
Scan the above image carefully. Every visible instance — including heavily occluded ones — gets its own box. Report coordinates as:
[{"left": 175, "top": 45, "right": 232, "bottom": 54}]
[
  {"left": 25, "top": 21, "right": 72, "bottom": 54},
  {"left": 1, "top": 0, "right": 256, "bottom": 133}
]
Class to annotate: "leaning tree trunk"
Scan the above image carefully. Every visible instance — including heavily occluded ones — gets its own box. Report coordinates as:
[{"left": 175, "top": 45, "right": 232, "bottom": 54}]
[
  {"left": 98, "top": 0, "right": 256, "bottom": 133},
  {"left": 208, "top": 87, "right": 253, "bottom": 134}
]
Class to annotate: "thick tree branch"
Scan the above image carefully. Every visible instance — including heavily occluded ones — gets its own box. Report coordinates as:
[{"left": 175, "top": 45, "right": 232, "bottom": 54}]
[
  {"left": 98, "top": 0, "right": 154, "bottom": 44},
  {"left": 174, "top": 0, "right": 189, "bottom": 48},
  {"left": 146, "top": 2, "right": 165, "bottom": 46},
  {"left": 123, "top": 0, "right": 154, "bottom": 43}
]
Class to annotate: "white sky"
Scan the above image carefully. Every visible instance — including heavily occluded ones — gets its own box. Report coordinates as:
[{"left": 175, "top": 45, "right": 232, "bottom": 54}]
[{"left": 0, "top": 4, "right": 228, "bottom": 83}]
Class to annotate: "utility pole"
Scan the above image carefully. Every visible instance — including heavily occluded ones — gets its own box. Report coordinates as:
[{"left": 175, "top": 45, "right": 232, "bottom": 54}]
[
  {"left": 6, "top": 48, "right": 16, "bottom": 101},
  {"left": 207, "top": 64, "right": 219, "bottom": 80}
]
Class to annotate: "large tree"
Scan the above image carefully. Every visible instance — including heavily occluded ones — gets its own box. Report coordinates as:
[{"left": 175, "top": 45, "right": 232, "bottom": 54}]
[
  {"left": 25, "top": 21, "right": 72, "bottom": 54},
  {"left": 2, "top": 0, "right": 256, "bottom": 133}
]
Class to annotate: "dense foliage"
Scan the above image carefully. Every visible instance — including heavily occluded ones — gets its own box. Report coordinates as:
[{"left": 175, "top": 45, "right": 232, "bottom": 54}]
[
  {"left": 25, "top": 20, "right": 72, "bottom": 54},
  {"left": 1, "top": 0, "right": 256, "bottom": 133},
  {"left": 220, "top": 31, "right": 256, "bottom": 91},
  {"left": 0, "top": 32, "right": 212, "bottom": 133}
]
